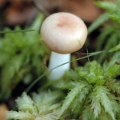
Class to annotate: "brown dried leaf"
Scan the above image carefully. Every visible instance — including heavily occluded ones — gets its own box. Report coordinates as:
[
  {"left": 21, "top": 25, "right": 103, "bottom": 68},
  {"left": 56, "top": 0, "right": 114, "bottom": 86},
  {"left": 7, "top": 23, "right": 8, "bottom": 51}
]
[{"left": 0, "top": 104, "right": 8, "bottom": 120}]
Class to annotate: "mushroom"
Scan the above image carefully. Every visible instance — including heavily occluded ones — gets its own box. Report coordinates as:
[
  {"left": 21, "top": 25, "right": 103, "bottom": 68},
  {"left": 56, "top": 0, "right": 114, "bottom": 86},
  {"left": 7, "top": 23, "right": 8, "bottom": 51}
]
[{"left": 40, "top": 12, "right": 87, "bottom": 80}]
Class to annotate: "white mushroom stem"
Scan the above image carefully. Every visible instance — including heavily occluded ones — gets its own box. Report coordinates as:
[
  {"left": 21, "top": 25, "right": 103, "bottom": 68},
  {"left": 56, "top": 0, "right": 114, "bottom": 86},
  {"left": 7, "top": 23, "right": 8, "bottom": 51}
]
[{"left": 48, "top": 52, "right": 70, "bottom": 80}]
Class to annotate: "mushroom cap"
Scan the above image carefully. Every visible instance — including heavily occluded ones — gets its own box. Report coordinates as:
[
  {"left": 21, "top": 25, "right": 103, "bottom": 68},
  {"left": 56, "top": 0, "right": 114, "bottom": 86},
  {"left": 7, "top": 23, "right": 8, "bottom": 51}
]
[{"left": 40, "top": 12, "right": 87, "bottom": 54}]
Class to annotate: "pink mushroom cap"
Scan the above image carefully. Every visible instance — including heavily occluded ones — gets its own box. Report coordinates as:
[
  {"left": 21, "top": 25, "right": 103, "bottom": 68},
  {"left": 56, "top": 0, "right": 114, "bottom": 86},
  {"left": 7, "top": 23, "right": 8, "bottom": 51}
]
[{"left": 41, "top": 12, "right": 87, "bottom": 54}]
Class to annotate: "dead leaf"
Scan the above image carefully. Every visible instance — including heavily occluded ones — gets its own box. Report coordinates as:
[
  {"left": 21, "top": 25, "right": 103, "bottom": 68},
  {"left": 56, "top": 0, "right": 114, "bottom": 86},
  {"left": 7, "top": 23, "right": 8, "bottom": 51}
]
[{"left": 0, "top": 104, "right": 8, "bottom": 120}]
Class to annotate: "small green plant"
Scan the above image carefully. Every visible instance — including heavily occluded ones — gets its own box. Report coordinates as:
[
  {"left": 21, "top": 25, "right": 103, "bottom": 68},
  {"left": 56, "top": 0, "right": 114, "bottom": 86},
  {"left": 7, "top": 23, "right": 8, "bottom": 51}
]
[
  {"left": 7, "top": 91, "right": 64, "bottom": 120},
  {"left": 7, "top": 56, "right": 120, "bottom": 120},
  {"left": 0, "top": 14, "right": 49, "bottom": 100},
  {"left": 88, "top": 0, "right": 120, "bottom": 63},
  {"left": 57, "top": 59, "right": 120, "bottom": 120}
]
